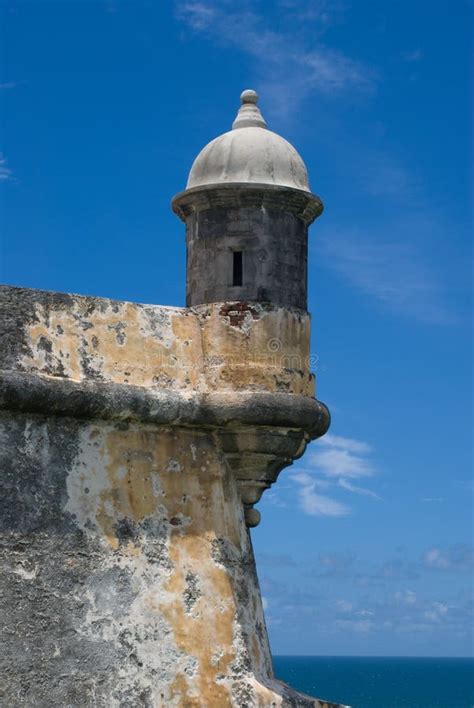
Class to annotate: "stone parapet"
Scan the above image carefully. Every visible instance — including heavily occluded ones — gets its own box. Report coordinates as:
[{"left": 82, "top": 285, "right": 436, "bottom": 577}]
[{"left": 1, "top": 287, "right": 316, "bottom": 396}]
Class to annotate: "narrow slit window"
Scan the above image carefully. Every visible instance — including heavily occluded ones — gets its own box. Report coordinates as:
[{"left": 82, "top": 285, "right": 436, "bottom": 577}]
[{"left": 233, "top": 251, "right": 243, "bottom": 287}]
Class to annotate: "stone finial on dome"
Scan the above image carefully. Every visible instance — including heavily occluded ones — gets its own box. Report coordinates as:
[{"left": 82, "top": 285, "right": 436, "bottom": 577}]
[{"left": 232, "top": 89, "right": 267, "bottom": 130}]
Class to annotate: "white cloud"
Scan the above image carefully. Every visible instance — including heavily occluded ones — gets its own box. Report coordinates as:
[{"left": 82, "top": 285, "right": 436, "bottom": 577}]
[
  {"left": 424, "top": 601, "right": 449, "bottom": 624},
  {"left": 422, "top": 545, "right": 474, "bottom": 572},
  {"left": 175, "top": 1, "right": 374, "bottom": 113},
  {"left": 320, "top": 433, "right": 372, "bottom": 454},
  {"left": 312, "top": 447, "right": 374, "bottom": 479},
  {"left": 290, "top": 471, "right": 350, "bottom": 517},
  {"left": 178, "top": 2, "right": 216, "bottom": 30},
  {"left": 335, "top": 599, "right": 353, "bottom": 613},
  {"left": 263, "top": 489, "right": 288, "bottom": 508},
  {"left": 335, "top": 618, "right": 375, "bottom": 633},
  {"left": 362, "top": 154, "right": 416, "bottom": 199},
  {"left": 0, "top": 154, "right": 12, "bottom": 182},
  {"left": 317, "top": 550, "right": 356, "bottom": 577},
  {"left": 317, "top": 227, "right": 456, "bottom": 325},
  {"left": 256, "top": 553, "right": 297, "bottom": 568},
  {"left": 310, "top": 434, "right": 376, "bottom": 480},
  {"left": 457, "top": 479, "right": 474, "bottom": 493},
  {"left": 424, "top": 548, "right": 450, "bottom": 569},
  {"left": 288, "top": 433, "right": 379, "bottom": 517},
  {"left": 394, "top": 589, "right": 417, "bottom": 606},
  {"left": 338, "top": 478, "right": 381, "bottom": 499},
  {"left": 401, "top": 49, "right": 423, "bottom": 62},
  {"left": 262, "top": 547, "right": 474, "bottom": 652}
]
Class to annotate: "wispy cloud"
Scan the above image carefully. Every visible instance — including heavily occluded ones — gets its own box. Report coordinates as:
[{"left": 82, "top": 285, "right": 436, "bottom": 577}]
[
  {"left": 288, "top": 433, "right": 379, "bottom": 517},
  {"left": 422, "top": 545, "right": 474, "bottom": 572},
  {"left": 308, "top": 546, "right": 474, "bottom": 585},
  {"left": 290, "top": 471, "right": 351, "bottom": 517},
  {"left": 361, "top": 153, "right": 417, "bottom": 199},
  {"left": 175, "top": 1, "right": 375, "bottom": 113},
  {"left": 401, "top": 49, "right": 423, "bottom": 62},
  {"left": 338, "top": 478, "right": 381, "bottom": 499},
  {"left": 376, "top": 558, "right": 419, "bottom": 581},
  {"left": 256, "top": 553, "right": 298, "bottom": 568},
  {"left": 260, "top": 546, "right": 473, "bottom": 652},
  {"left": 335, "top": 617, "right": 375, "bottom": 633},
  {"left": 317, "top": 227, "right": 456, "bottom": 325},
  {"left": 333, "top": 591, "right": 464, "bottom": 638},
  {"left": 0, "top": 154, "right": 13, "bottom": 182},
  {"left": 318, "top": 433, "right": 372, "bottom": 455},
  {"left": 312, "top": 433, "right": 375, "bottom": 479},
  {"left": 423, "top": 601, "right": 449, "bottom": 623},
  {"left": 0, "top": 81, "right": 19, "bottom": 90},
  {"left": 265, "top": 487, "right": 287, "bottom": 509},
  {"left": 394, "top": 589, "right": 417, "bottom": 606},
  {"left": 179, "top": 1, "right": 216, "bottom": 30},
  {"left": 316, "top": 550, "right": 357, "bottom": 577}
]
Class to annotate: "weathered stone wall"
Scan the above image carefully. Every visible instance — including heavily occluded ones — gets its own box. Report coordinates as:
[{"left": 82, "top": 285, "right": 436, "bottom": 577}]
[
  {"left": 2, "top": 286, "right": 314, "bottom": 396},
  {"left": 172, "top": 184, "right": 323, "bottom": 310},
  {"left": 0, "top": 285, "right": 340, "bottom": 708},
  {"left": 185, "top": 206, "right": 307, "bottom": 309},
  {"left": 1, "top": 413, "right": 274, "bottom": 705}
]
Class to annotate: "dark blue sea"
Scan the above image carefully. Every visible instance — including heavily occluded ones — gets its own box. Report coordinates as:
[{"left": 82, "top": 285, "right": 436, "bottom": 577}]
[{"left": 273, "top": 656, "right": 474, "bottom": 708}]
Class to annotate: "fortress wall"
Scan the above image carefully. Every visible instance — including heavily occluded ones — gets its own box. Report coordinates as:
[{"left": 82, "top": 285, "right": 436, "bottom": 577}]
[
  {"left": 1, "top": 411, "right": 275, "bottom": 705},
  {"left": 0, "top": 285, "right": 339, "bottom": 708}
]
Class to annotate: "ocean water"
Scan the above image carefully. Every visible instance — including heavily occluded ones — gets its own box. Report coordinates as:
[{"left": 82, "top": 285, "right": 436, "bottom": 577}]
[{"left": 273, "top": 656, "right": 474, "bottom": 708}]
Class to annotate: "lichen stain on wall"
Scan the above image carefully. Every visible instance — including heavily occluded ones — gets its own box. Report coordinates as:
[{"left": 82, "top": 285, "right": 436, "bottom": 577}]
[
  {"left": 65, "top": 423, "right": 274, "bottom": 706},
  {"left": 197, "top": 303, "right": 314, "bottom": 396},
  {"left": 21, "top": 300, "right": 204, "bottom": 391},
  {"left": 20, "top": 296, "right": 315, "bottom": 398}
]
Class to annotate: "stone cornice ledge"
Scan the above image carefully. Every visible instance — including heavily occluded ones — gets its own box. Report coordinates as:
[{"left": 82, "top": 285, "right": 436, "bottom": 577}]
[
  {"left": 172, "top": 182, "right": 323, "bottom": 226},
  {"left": 0, "top": 369, "right": 330, "bottom": 527},
  {"left": 0, "top": 369, "right": 330, "bottom": 438}
]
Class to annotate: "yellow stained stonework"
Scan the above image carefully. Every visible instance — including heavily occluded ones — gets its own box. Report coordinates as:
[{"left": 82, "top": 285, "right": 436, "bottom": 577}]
[
  {"left": 64, "top": 423, "right": 275, "bottom": 705},
  {"left": 20, "top": 296, "right": 315, "bottom": 397}
]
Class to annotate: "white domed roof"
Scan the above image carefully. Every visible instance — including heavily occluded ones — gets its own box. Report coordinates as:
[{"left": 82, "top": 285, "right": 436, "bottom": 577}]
[{"left": 186, "top": 90, "right": 311, "bottom": 193}]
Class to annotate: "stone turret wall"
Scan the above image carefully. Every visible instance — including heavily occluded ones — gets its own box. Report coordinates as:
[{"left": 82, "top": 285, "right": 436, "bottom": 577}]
[
  {"left": 173, "top": 184, "right": 322, "bottom": 310},
  {"left": 184, "top": 203, "right": 308, "bottom": 309}
]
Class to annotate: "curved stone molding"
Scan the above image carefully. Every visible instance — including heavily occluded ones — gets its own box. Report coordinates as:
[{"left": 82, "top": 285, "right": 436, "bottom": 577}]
[
  {"left": 0, "top": 370, "right": 329, "bottom": 528},
  {"left": 172, "top": 182, "right": 323, "bottom": 226},
  {"left": 0, "top": 370, "right": 330, "bottom": 438}
]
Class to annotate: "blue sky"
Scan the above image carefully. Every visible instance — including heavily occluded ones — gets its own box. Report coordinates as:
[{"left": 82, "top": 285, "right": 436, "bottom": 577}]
[{"left": 1, "top": 0, "right": 472, "bottom": 657}]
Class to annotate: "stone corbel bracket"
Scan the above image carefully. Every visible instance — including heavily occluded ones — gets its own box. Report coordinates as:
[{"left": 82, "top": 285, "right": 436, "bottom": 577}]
[
  {"left": 0, "top": 370, "right": 330, "bottom": 527},
  {"left": 220, "top": 426, "right": 311, "bottom": 527}
]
